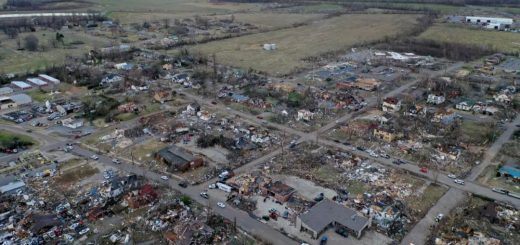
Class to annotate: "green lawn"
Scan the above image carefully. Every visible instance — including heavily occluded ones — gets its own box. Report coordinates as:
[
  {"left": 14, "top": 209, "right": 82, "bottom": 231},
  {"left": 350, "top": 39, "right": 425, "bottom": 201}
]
[
  {"left": 26, "top": 89, "right": 53, "bottom": 102},
  {"left": 0, "top": 131, "right": 36, "bottom": 149}
]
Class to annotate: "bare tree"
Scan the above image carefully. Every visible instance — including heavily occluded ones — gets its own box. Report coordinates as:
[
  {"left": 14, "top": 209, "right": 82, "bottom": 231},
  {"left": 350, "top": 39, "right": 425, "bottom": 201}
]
[{"left": 24, "top": 34, "right": 39, "bottom": 51}]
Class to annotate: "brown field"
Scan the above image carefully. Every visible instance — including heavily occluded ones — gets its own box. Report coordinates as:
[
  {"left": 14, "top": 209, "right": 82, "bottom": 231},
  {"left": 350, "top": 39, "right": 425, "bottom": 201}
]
[
  {"left": 190, "top": 14, "right": 420, "bottom": 75},
  {"left": 418, "top": 23, "right": 520, "bottom": 53}
]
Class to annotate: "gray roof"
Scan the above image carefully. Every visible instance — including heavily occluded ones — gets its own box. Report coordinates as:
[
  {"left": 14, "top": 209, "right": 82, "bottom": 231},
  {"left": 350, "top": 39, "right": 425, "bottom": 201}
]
[
  {"left": 0, "top": 181, "right": 25, "bottom": 194},
  {"left": 299, "top": 199, "right": 369, "bottom": 233},
  {"left": 157, "top": 146, "right": 195, "bottom": 167},
  {"left": 0, "top": 87, "right": 13, "bottom": 95},
  {"left": 10, "top": 93, "right": 32, "bottom": 105}
]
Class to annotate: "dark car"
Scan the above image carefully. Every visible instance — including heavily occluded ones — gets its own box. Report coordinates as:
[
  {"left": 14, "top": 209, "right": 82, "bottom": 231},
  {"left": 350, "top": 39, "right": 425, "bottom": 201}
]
[
  {"left": 356, "top": 146, "right": 365, "bottom": 151},
  {"left": 178, "top": 181, "right": 188, "bottom": 188},
  {"left": 335, "top": 227, "right": 349, "bottom": 238}
]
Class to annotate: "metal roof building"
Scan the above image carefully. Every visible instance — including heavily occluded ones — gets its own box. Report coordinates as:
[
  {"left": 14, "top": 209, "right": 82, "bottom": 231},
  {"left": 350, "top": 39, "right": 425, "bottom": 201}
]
[
  {"left": 0, "top": 87, "right": 14, "bottom": 95},
  {"left": 38, "top": 74, "right": 60, "bottom": 84},
  {"left": 27, "top": 78, "right": 48, "bottom": 87},
  {"left": 0, "top": 181, "right": 26, "bottom": 196},
  {"left": 296, "top": 199, "right": 370, "bottom": 239},
  {"left": 11, "top": 81, "right": 32, "bottom": 90},
  {"left": 10, "top": 93, "right": 32, "bottom": 105}
]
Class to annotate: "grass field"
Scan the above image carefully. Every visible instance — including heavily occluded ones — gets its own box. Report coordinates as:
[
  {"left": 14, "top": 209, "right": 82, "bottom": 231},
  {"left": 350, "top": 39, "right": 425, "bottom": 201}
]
[
  {"left": 418, "top": 23, "right": 520, "bottom": 53},
  {"left": 213, "top": 13, "right": 324, "bottom": 29},
  {"left": 190, "top": 14, "right": 419, "bottom": 75},
  {"left": 0, "top": 30, "right": 111, "bottom": 74},
  {"left": 26, "top": 89, "right": 53, "bottom": 102},
  {"left": 0, "top": 130, "right": 35, "bottom": 148}
]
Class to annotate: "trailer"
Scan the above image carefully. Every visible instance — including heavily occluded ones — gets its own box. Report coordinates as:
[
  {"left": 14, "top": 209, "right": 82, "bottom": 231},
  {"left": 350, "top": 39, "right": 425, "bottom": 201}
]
[{"left": 216, "top": 182, "right": 232, "bottom": 193}]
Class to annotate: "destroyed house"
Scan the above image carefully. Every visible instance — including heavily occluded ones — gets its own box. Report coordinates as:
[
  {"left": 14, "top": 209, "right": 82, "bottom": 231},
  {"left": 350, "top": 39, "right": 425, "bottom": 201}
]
[
  {"left": 260, "top": 181, "right": 295, "bottom": 203},
  {"left": 156, "top": 146, "right": 203, "bottom": 172},
  {"left": 297, "top": 199, "right": 369, "bottom": 239},
  {"left": 28, "top": 214, "right": 63, "bottom": 234}
]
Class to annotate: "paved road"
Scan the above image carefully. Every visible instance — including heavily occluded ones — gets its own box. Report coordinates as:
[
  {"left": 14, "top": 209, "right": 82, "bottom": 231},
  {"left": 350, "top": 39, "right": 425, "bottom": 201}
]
[
  {"left": 400, "top": 188, "right": 466, "bottom": 245},
  {"left": 319, "top": 140, "right": 520, "bottom": 207},
  {"left": 467, "top": 115, "right": 520, "bottom": 181},
  {"left": 66, "top": 145, "right": 299, "bottom": 245}
]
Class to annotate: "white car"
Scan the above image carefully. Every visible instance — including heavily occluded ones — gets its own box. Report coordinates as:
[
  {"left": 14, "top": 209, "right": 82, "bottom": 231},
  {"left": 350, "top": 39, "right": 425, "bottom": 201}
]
[
  {"left": 217, "top": 202, "right": 226, "bottom": 208},
  {"left": 160, "top": 176, "right": 169, "bottom": 181},
  {"left": 447, "top": 174, "right": 456, "bottom": 179},
  {"left": 79, "top": 227, "right": 90, "bottom": 235},
  {"left": 454, "top": 179, "right": 465, "bottom": 185},
  {"left": 208, "top": 184, "right": 216, "bottom": 189},
  {"left": 112, "top": 159, "right": 121, "bottom": 164},
  {"left": 90, "top": 155, "right": 99, "bottom": 160},
  {"left": 435, "top": 213, "right": 444, "bottom": 222}
]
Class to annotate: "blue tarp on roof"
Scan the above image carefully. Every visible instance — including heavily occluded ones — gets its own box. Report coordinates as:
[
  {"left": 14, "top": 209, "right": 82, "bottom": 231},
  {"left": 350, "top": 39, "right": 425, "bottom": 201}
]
[{"left": 499, "top": 165, "right": 520, "bottom": 178}]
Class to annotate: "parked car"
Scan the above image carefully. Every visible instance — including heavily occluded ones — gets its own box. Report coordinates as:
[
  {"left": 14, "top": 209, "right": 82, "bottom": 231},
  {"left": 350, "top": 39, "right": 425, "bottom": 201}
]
[
  {"left": 112, "top": 159, "right": 121, "bottom": 164},
  {"left": 320, "top": 236, "right": 328, "bottom": 245},
  {"left": 200, "top": 192, "right": 209, "bottom": 199},
  {"left": 420, "top": 167, "right": 428, "bottom": 173},
  {"left": 160, "top": 176, "right": 169, "bottom": 181},
  {"left": 447, "top": 174, "right": 456, "bottom": 179},
  {"left": 454, "top": 179, "right": 465, "bottom": 185},
  {"left": 335, "top": 227, "right": 349, "bottom": 237},
  {"left": 217, "top": 202, "right": 226, "bottom": 208},
  {"left": 178, "top": 181, "right": 188, "bottom": 188},
  {"left": 356, "top": 146, "right": 365, "bottom": 151},
  {"left": 492, "top": 188, "right": 508, "bottom": 194},
  {"left": 90, "top": 155, "right": 99, "bottom": 160},
  {"left": 208, "top": 184, "right": 216, "bottom": 189},
  {"left": 380, "top": 154, "right": 390, "bottom": 159}
]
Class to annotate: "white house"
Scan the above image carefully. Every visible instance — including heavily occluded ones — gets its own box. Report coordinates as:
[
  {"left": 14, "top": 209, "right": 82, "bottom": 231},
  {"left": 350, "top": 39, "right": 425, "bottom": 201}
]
[
  {"left": 455, "top": 101, "right": 473, "bottom": 111},
  {"left": 297, "top": 109, "right": 314, "bottom": 121},
  {"left": 382, "top": 97, "right": 401, "bottom": 112},
  {"left": 61, "top": 118, "right": 84, "bottom": 129},
  {"left": 493, "top": 93, "right": 511, "bottom": 103},
  {"left": 465, "top": 16, "right": 513, "bottom": 29},
  {"left": 427, "top": 94, "right": 445, "bottom": 105}
]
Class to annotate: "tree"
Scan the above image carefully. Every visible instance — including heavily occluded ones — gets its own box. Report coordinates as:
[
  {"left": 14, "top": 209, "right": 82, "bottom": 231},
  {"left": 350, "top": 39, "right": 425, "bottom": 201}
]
[
  {"left": 24, "top": 34, "right": 39, "bottom": 51},
  {"left": 287, "top": 92, "right": 302, "bottom": 108},
  {"left": 55, "top": 32, "right": 64, "bottom": 45}
]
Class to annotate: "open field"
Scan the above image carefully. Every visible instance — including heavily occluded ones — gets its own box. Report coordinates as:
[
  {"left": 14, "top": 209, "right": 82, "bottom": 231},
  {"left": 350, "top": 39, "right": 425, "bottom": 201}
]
[
  {"left": 212, "top": 13, "right": 325, "bottom": 29},
  {"left": 190, "top": 14, "right": 419, "bottom": 75},
  {"left": 0, "top": 30, "right": 111, "bottom": 73},
  {"left": 418, "top": 24, "right": 520, "bottom": 53},
  {"left": 343, "top": 2, "right": 520, "bottom": 15}
]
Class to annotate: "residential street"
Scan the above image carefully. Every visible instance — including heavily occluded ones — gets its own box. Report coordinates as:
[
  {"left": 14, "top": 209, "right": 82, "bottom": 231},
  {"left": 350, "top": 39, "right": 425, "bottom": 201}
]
[{"left": 0, "top": 60, "right": 515, "bottom": 245}]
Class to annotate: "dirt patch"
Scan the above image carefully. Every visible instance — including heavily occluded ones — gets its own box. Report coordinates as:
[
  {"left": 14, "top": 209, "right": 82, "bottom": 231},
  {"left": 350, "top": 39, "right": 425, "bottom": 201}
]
[{"left": 55, "top": 164, "right": 99, "bottom": 186}]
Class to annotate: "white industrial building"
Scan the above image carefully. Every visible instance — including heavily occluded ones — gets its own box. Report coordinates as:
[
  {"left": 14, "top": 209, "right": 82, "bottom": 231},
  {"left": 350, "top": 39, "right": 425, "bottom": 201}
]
[
  {"left": 38, "top": 74, "right": 60, "bottom": 84},
  {"left": 27, "top": 78, "right": 48, "bottom": 87},
  {"left": 465, "top": 16, "right": 513, "bottom": 30},
  {"left": 11, "top": 81, "right": 32, "bottom": 90}
]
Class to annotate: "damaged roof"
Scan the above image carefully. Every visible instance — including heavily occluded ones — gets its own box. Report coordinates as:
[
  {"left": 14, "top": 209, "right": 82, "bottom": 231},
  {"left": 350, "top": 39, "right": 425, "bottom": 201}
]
[{"left": 299, "top": 199, "right": 369, "bottom": 233}]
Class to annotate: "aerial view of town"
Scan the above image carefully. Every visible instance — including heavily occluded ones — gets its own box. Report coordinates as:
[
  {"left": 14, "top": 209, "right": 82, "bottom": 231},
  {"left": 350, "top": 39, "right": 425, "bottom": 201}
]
[{"left": 0, "top": 0, "right": 519, "bottom": 244}]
